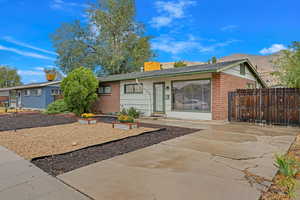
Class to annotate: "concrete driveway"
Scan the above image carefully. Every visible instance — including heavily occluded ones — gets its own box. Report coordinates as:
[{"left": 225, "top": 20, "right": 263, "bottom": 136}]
[{"left": 58, "top": 119, "right": 299, "bottom": 200}]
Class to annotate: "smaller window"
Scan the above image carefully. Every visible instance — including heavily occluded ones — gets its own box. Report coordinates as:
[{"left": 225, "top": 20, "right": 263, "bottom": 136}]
[
  {"left": 240, "top": 64, "right": 246, "bottom": 76},
  {"left": 98, "top": 86, "right": 112, "bottom": 94},
  {"left": 124, "top": 84, "right": 143, "bottom": 94},
  {"left": 31, "top": 89, "right": 42, "bottom": 96},
  {"left": 51, "top": 89, "right": 61, "bottom": 96},
  {"left": 24, "top": 90, "right": 30, "bottom": 96}
]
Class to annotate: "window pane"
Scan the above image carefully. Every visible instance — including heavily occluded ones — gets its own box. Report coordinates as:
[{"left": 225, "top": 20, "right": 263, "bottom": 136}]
[
  {"left": 31, "top": 89, "right": 38, "bottom": 96},
  {"left": 104, "top": 86, "right": 111, "bottom": 94},
  {"left": 125, "top": 85, "right": 133, "bottom": 93},
  {"left": 172, "top": 79, "right": 211, "bottom": 112},
  {"left": 134, "top": 84, "right": 143, "bottom": 93}
]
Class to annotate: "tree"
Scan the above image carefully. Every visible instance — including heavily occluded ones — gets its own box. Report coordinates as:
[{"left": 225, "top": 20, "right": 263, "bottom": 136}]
[
  {"left": 211, "top": 56, "right": 217, "bottom": 64},
  {"left": 0, "top": 65, "right": 21, "bottom": 88},
  {"left": 174, "top": 61, "right": 187, "bottom": 68},
  {"left": 52, "top": 0, "right": 154, "bottom": 75},
  {"left": 61, "top": 67, "right": 98, "bottom": 115},
  {"left": 273, "top": 42, "right": 300, "bottom": 88}
]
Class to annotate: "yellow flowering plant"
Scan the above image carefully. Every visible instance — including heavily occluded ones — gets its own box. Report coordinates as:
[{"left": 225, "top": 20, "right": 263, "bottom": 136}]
[
  {"left": 118, "top": 114, "right": 134, "bottom": 123},
  {"left": 81, "top": 113, "right": 95, "bottom": 119}
]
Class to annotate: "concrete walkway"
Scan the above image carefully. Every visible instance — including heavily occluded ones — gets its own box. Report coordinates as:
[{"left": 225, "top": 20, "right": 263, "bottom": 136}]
[
  {"left": 0, "top": 146, "right": 90, "bottom": 200},
  {"left": 59, "top": 119, "right": 299, "bottom": 200}
]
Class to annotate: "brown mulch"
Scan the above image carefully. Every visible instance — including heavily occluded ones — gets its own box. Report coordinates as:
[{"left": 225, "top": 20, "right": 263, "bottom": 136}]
[
  {"left": 32, "top": 122, "right": 200, "bottom": 176},
  {"left": 0, "top": 122, "right": 156, "bottom": 160},
  {"left": 0, "top": 113, "right": 77, "bottom": 131}
]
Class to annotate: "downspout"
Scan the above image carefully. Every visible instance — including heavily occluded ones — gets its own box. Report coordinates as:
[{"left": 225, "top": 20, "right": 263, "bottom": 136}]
[{"left": 136, "top": 79, "right": 152, "bottom": 116}]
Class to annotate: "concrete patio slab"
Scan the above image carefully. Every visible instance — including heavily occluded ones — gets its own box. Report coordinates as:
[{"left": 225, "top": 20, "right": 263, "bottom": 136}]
[
  {"left": 0, "top": 146, "right": 90, "bottom": 200},
  {"left": 59, "top": 121, "right": 299, "bottom": 200}
]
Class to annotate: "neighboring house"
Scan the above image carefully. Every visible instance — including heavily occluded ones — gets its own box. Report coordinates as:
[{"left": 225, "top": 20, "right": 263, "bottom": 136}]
[
  {"left": 0, "top": 90, "right": 9, "bottom": 105},
  {"left": 98, "top": 59, "right": 267, "bottom": 120},
  {"left": 0, "top": 81, "right": 62, "bottom": 109}
]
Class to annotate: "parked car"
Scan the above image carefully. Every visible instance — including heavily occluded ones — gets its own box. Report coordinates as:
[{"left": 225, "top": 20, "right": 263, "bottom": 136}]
[{"left": 183, "top": 99, "right": 209, "bottom": 110}]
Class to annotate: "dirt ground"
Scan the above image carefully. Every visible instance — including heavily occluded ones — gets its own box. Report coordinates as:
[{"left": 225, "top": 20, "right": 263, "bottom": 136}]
[{"left": 0, "top": 122, "right": 155, "bottom": 160}]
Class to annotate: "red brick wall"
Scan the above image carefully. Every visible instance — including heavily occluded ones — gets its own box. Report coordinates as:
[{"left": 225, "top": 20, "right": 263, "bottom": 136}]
[
  {"left": 212, "top": 72, "right": 256, "bottom": 120},
  {"left": 92, "top": 82, "right": 120, "bottom": 114}
]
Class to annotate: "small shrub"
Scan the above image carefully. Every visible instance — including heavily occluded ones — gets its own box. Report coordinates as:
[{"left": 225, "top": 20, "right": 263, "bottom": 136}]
[
  {"left": 118, "top": 107, "right": 141, "bottom": 119},
  {"left": 275, "top": 154, "right": 300, "bottom": 178},
  {"left": 44, "top": 99, "right": 69, "bottom": 114},
  {"left": 127, "top": 107, "right": 141, "bottom": 119},
  {"left": 274, "top": 154, "right": 300, "bottom": 199}
]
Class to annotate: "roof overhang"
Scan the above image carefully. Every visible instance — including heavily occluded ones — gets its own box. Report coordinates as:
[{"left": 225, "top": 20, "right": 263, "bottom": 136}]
[
  {"left": 0, "top": 81, "right": 61, "bottom": 92},
  {"left": 98, "top": 59, "right": 267, "bottom": 88}
]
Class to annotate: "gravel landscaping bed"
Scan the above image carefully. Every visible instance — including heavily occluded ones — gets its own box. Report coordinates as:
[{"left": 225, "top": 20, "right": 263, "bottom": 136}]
[
  {"left": 0, "top": 122, "right": 155, "bottom": 160},
  {"left": 32, "top": 123, "right": 199, "bottom": 176},
  {"left": 0, "top": 113, "right": 77, "bottom": 131}
]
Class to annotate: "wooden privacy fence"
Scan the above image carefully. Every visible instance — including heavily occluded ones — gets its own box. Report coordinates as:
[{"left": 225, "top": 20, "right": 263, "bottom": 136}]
[{"left": 228, "top": 88, "right": 300, "bottom": 126}]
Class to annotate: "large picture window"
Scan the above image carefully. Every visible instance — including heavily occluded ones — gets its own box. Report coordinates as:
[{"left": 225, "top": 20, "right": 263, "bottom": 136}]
[{"left": 172, "top": 79, "right": 211, "bottom": 112}]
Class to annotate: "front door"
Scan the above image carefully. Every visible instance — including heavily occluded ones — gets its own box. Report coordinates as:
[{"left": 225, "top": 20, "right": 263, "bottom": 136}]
[
  {"left": 17, "top": 91, "right": 22, "bottom": 108},
  {"left": 153, "top": 82, "right": 165, "bottom": 113}
]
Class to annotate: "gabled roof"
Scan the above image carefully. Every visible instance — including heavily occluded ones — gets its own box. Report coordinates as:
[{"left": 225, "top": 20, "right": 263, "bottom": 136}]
[
  {"left": 99, "top": 59, "right": 267, "bottom": 87},
  {"left": 0, "top": 81, "right": 61, "bottom": 92}
]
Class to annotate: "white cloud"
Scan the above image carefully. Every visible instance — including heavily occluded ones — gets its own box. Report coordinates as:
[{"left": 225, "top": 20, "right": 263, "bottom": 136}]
[
  {"left": 151, "top": 35, "right": 240, "bottom": 55},
  {"left": 18, "top": 70, "right": 44, "bottom": 76},
  {"left": 151, "top": 0, "right": 196, "bottom": 28},
  {"left": 259, "top": 44, "right": 287, "bottom": 55},
  {"left": 0, "top": 45, "right": 55, "bottom": 61},
  {"left": 50, "top": 0, "right": 89, "bottom": 10},
  {"left": 3, "top": 36, "right": 58, "bottom": 56},
  {"left": 34, "top": 67, "right": 45, "bottom": 71},
  {"left": 221, "top": 25, "right": 238, "bottom": 32}
]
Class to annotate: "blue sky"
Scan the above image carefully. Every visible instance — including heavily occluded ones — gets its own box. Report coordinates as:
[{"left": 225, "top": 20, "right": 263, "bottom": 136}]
[{"left": 0, "top": 0, "right": 299, "bottom": 83}]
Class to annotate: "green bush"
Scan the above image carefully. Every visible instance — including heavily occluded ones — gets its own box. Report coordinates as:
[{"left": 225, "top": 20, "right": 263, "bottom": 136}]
[
  {"left": 275, "top": 154, "right": 300, "bottom": 178},
  {"left": 44, "top": 99, "right": 69, "bottom": 114},
  {"left": 128, "top": 107, "right": 141, "bottom": 119},
  {"left": 61, "top": 67, "right": 98, "bottom": 116},
  {"left": 118, "top": 107, "right": 141, "bottom": 119}
]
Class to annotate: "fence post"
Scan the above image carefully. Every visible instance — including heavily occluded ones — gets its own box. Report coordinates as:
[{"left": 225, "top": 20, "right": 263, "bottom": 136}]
[{"left": 228, "top": 92, "right": 232, "bottom": 122}]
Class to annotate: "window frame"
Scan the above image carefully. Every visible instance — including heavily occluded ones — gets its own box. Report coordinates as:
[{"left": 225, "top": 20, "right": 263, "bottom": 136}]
[
  {"left": 124, "top": 83, "right": 143, "bottom": 94},
  {"left": 24, "top": 89, "right": 30, "bottom": 96},
  {"left": 51, "top": 89, "right": 61, "bottom": 96},
  {"left": 98, "top": 86, "right": 112, "bottom": 95},
  {"left": 171, "top": 78, "right": 212, "bottom": 113},
  {"left": 31, "top": 88, "right": 42, "bottom": 96}
]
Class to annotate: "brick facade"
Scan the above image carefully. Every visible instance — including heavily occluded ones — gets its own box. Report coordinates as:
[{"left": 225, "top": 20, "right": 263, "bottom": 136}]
[
  {"left": 92, "top": 81, "right": 120, "bottom": 114},
  {"left": 212, "top": 72, "right": 256, "bottom": 120}
]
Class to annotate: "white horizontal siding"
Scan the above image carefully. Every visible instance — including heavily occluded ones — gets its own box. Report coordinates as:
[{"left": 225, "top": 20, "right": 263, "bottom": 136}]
[
  {"left": 223, "top": 64, "right": 256, "bottom": 81},
  {"left": 120, "top": 73, "right": 212, "bottom": 120}
]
